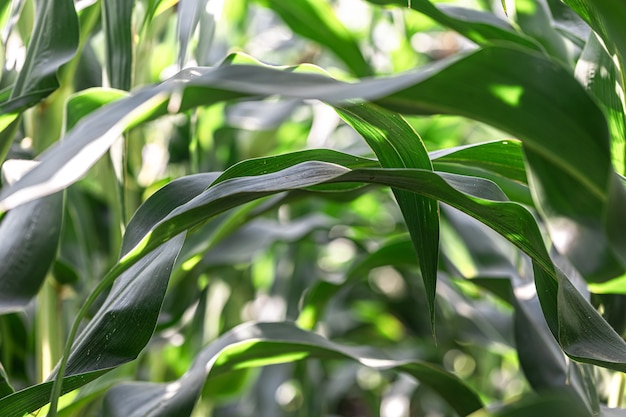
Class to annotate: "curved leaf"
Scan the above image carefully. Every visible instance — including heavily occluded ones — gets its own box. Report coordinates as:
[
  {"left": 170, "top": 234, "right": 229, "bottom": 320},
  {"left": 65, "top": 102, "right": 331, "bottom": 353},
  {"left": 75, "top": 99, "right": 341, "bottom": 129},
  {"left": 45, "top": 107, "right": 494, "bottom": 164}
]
[
  {"left": 0, "top": 160, "right": 62, "bottom": 313},
  {"left": 366, "top": 0, "right": 541, "bottom": 50},
  {"left": 8, "top": 0, "right": 78, "bottom": 108},
  {"left": 1, "top": 45, "right": 623, "bottom": 280},
  {"left": 102, "top": 322, "right": 483, "bottom": 417},
  {"left": 337, "top": 103, "right": 439, "bottom": 331},
  {"left": 28, "top": 157, "right": 625, "bottom": 414},
  {"left": 255, "top": 0, "right": 372, "bottom": 77},
  {"left": 177, "top": 0, "right": 205, "bottom": 68}
]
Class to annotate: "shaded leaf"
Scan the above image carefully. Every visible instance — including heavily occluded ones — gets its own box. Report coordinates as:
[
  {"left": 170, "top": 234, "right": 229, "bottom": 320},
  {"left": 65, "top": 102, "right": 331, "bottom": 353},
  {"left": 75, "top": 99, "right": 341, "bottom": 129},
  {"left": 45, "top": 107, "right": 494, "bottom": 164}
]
[
  {"left": 0, "top": 160, "right": 62, "bottom": 314},
  {"left": 486, "top": 388, "right": 592, "bottom": 417},
  {"left": 102, "top": 0, "right": 134, "bottom": 90},
  {"left": 8, "top": 0, "right": 78, "bottom": 108},
  {"left": 56, "top": 234, "right": 185, "bottom": 377},
  {"left": 0, "top": 361, "right": 13, "bottom": 398},
  {"left": 513, "top": 0, "right": 569, "bottom": 62}
]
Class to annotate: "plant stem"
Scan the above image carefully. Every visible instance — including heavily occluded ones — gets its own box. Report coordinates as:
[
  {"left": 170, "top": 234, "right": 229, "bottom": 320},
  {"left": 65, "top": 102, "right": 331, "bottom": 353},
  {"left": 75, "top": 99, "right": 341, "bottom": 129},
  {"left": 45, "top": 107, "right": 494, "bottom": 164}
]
[{"left": 36, "top": 277, "right": 62, "bottom": 383}]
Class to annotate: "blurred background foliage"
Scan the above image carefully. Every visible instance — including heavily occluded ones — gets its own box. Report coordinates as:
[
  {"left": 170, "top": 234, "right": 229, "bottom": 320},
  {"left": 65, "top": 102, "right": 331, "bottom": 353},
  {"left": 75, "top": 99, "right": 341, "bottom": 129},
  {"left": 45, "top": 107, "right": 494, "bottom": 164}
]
[{"left": 1, "top": 0, "right": 626, "bottom": 416}]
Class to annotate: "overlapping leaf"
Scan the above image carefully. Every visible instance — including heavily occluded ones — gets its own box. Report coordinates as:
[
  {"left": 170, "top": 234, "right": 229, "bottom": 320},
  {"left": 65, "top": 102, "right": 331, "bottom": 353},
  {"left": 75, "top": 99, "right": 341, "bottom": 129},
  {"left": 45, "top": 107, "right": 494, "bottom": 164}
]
[
  {"left": 4, "top": 159, "right": 622, "bottom": 415},
  {"left": 2, "top": 46, "right": 621, "bottom": 280},
  {"left": 0, "top": 235, "right": 185, "bottom": 416},
  {"left": 0, "top": 0, "right": 78, "bottom": 160},
  {"left": 366, "top": 0, "right": 541, "bottom": 50},
  {"left": 337, "top": 103, "right": 440, "bottom": 330}
]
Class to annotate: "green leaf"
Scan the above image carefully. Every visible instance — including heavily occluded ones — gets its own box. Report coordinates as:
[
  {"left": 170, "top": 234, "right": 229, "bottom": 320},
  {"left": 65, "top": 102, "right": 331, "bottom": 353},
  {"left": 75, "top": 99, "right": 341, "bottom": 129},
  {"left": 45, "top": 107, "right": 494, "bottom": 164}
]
[
  {"left": 0, "top": 361, "right": 14, "bottom": 398},
  {"left": 558, "top": 272, "right": 626, "bottom": 370},
  {"left": 122, "top": 172, "right": 220, "bottom": 256},
  {"left": 366, "top": 0, "right": 541, "bottom": 50},
  {"left": 255, "top": 0, "right": 372, "bottom": 77},
  {"left": 9, "top": 0, "right": 78, "bottom": 107},
  {"left": 575, "top": 32, "right": 626, "bottom": 176},
  {"left": 65, "top": 88, "right": 128, "bottom": 131},
  {"left": 483, "top": 388, "right": 592, "bottom": 417},
  {"left": 0, "top": 161, "right": 62, "bottom": 314},
  {"left": 102, "top": 0, "right": 134, "bottom": 90},
  {"left": 374, "top": 46, "right": 626, "bottom": 280},
  {"left": 562, "top": 0, "right": 626, "bottom": 77},
  {"left": 431, "top": 140, "right": 527, "bottom": 185},
  {"left": 14, "top": 157, "right": 623, "bottom": 414},
  {"left": 0, "top": 0, "right": 78, "bottom": 160},
  {"left": 1, "top": 46, "right": 623, "bottom": 280},
  {"left": 512, "top": 0, "right": 569, "bottom": 62},
  {"left": 337, "top": 103, "right": 440, "bottom": 331},
  {"left": 177, "top": 0, "right": 205, "bottom": 68},
  {"left": 58, "top": 235, "right": 185, "bottom": 377},
  {"left": 40, "top": 235, "right": 185, "bottom": 417},
  {"left": 102, "top": 322, "right": 484, "bottom": 417}
]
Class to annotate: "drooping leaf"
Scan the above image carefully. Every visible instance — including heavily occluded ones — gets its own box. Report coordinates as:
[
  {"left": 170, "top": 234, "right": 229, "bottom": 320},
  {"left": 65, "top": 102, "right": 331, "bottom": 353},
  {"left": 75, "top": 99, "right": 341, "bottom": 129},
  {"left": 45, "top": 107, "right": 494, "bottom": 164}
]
[
  {"left": 575, "top": 32, "right": 626, "bottom": 176},
  {"left": 0, "top": 160, "right": 62, "bottom": 314},
  {"left": 0, "top": 361, "right": 13, "bottom": 398},
  {"left": 366, "top": 0, "right": 541, "bottom": 50},
  {"left": 1, "top": 46, "right": 623, "bottom": 281},
  {"left": 102, "top": 322, "right": 484, "bottom": 417},
  {"left": 27, "top": 235, "right": 185, "bottom": 417},
  {"left": 337, "top": 103, "right": 440, "bottom": 331},
  {"left": 13, "top": 157, "right": 623, "bottom": 415},
  {"left": 374, "top": 46, "right": 626, "bottom": 279}
]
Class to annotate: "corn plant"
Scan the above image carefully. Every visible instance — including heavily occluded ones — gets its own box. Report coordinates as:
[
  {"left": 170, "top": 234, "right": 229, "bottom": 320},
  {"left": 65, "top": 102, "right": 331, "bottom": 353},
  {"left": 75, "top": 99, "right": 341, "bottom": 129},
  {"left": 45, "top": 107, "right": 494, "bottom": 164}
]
[{"left": 0, "top": 0, "right": 625, "bottom": 416}]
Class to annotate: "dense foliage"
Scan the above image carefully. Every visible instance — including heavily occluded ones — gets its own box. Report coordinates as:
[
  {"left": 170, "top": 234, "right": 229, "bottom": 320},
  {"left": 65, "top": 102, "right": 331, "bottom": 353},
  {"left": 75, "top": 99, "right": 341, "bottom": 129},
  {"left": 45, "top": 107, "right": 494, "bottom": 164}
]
[{"left": 1, "top": 0, "right": 626, "bottom": 416}]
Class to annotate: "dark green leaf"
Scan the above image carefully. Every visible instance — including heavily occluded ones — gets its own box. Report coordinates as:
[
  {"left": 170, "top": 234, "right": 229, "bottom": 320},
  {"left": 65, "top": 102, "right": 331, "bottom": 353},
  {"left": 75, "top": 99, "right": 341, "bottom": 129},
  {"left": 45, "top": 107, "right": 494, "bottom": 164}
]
[
  {"left": 57, "top": 235, "right": 185, "bottom": 377},
  {"left": 9, "top": 0, "right": 78, "bottom": 106},
  {"left": 0, "top": 161, "right": 62, "bottom": 313},
  {"left": 102, "top": 0, "right": 134, "bottom": 90},
  {"left": 488, "top": 388, "right": 592, "bottom": 417},
  {"left": 513, "top": 0, "right": 569, "bottom": 62},
  {"left": 0, "top": 361, "right": 13, "bottom": 398}
]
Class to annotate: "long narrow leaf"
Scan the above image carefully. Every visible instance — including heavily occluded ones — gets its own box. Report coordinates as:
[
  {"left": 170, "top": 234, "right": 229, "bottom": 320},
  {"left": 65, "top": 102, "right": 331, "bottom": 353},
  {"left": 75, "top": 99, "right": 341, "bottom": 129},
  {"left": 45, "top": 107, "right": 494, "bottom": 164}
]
[
  {"left": 102, "top": 0, "right": 134, "bottom": 90},
  {"left": 103, "top": 322, "right": 483, "bottom": 417},
  {"left": 337, "top": 103, "right": 440, "bottom": 331}
]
